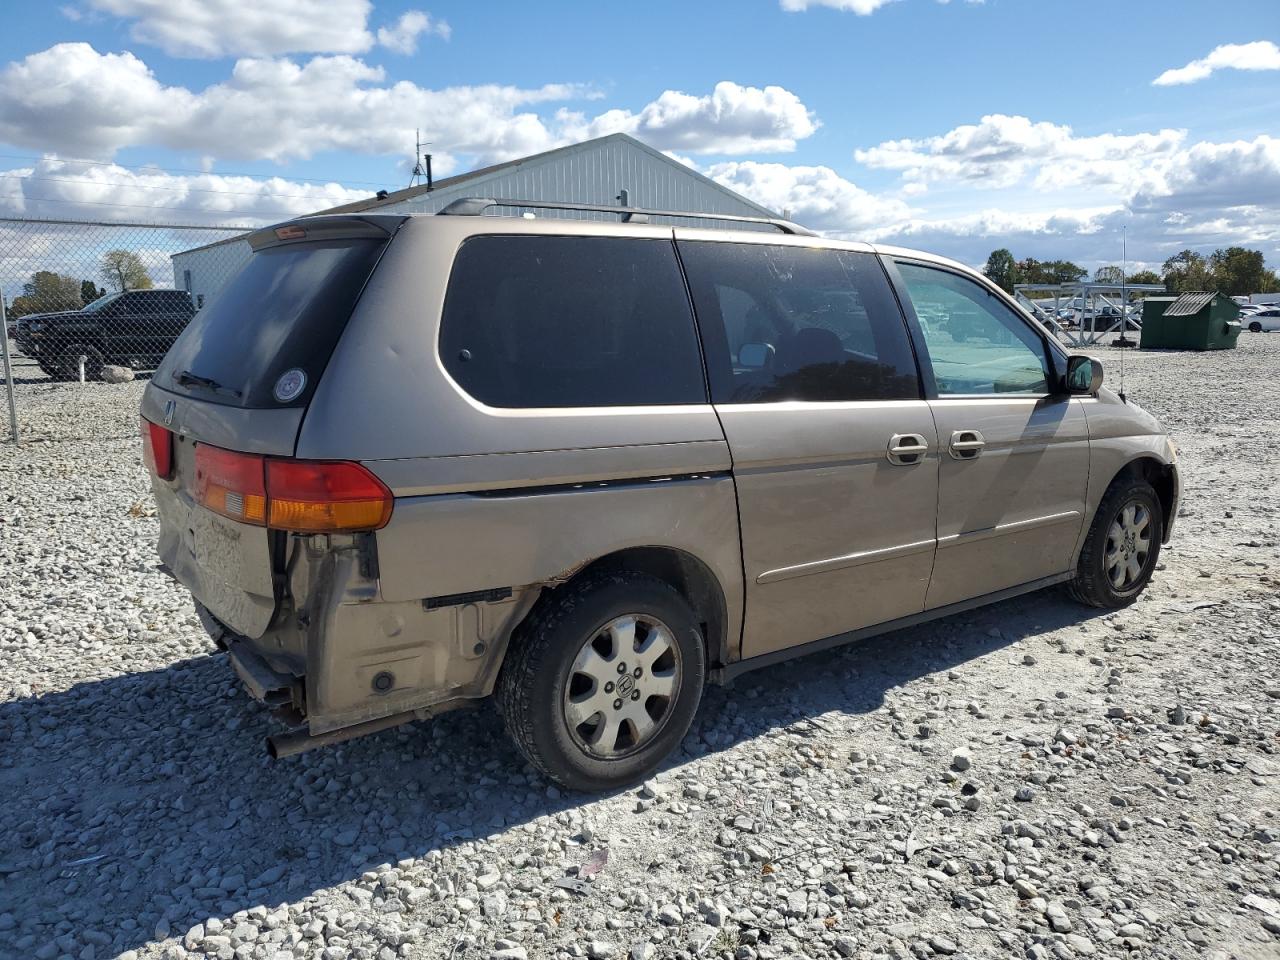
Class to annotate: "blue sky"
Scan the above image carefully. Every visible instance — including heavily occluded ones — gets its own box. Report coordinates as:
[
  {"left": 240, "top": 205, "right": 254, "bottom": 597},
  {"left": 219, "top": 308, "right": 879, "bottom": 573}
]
[{"left": 1, "top": 0, "right": 1278, "bottom": 271}]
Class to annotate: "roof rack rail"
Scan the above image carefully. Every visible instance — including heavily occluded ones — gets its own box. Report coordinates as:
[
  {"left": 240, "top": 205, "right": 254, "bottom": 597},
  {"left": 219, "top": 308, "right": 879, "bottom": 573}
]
[{"left": 437, "top": 197, "right": 815, "bottom": 236}]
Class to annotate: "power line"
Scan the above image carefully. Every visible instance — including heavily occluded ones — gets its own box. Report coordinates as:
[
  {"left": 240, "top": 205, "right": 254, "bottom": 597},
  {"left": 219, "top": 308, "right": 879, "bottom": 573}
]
[
  {"left": 0, "top": 153, "right": 393, "bottom": 188},
  {"left": 0, "top": 172, "right": 371, "bottom": 203}
]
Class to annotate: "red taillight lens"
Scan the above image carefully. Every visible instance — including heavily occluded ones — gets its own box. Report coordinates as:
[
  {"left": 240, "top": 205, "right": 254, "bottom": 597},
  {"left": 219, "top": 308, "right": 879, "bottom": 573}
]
[
  {"left": 189, "top": 444, "right": 392, "bottom": 533},
  {"left": 266, "top": 459, "right": 393, "bottom": 533},
  {"left": 141, "top": 417, "right": 174, "bottom": 480},
  {"left": 193, "top": 444, "right": 267, "bottom": 524}
]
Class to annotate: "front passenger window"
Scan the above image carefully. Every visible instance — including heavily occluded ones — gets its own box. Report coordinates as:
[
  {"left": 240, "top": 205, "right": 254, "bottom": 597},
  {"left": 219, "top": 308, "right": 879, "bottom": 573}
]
[{"left": 897, "top": 262, "right": 1050, "bottom": 396}]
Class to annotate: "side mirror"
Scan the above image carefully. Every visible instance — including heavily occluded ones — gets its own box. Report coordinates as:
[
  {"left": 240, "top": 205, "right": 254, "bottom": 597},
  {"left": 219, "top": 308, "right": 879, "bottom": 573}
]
[
  {"left": 738, "top": 342, "right": 774, "bottom": 369},
  {"left": 1065, "top": 355, "right": 1104, "bottom": 395}
]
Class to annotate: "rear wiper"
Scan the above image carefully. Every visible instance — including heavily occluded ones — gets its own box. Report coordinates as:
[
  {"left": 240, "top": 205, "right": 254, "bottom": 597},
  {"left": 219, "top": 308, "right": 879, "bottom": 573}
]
[{"left": 174, "top": 369, "right": 241, "bottom": 399}]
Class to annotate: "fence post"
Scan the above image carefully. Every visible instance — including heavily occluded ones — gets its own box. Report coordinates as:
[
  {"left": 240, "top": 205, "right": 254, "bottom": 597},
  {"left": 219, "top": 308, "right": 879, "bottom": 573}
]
[{"left": 0, "top": 290, "right": 18, "bottom": 443}]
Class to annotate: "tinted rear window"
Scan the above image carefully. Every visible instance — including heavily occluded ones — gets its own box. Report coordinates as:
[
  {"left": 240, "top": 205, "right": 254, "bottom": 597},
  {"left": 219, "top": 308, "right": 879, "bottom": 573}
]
[
  {"left": 157, "top": 238, "right": 386, "bottom": 407},
  {"left": 439, "top": 236, "right": 707, "bottom": 408}
]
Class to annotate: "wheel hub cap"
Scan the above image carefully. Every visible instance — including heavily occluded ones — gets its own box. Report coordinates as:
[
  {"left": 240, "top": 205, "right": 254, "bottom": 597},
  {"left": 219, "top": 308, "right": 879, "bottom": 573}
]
[
  {"left": 563, "top": 614, "right": 681, "bottom": 759},
  {"left": 1105, "top": 500, "right": 1152, "bottom": 590}
]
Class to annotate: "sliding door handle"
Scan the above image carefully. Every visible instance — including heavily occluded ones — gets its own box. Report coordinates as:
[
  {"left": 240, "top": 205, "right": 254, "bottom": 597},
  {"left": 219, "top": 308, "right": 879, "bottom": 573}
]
[{"left": 949, "top": 430, "right": 986, "bottom": 460}]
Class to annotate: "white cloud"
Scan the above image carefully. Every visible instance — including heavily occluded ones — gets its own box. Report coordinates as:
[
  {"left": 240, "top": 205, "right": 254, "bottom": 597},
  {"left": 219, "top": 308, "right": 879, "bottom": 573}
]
[
  {"left": 855, "top": 114, "right": 1186, "bottom": 191},
  {"left": 780, "top": 0, "right": 897, "bottom": 13},
  {"left": 1153, "top": 40, "right": 1280, "bottom": 86},
  {"left": 376, "top": 10, "right": 450, "bottom": 54},
  {"left": 0, "top": 157, "right": 370, "bottom": 224},
  {"left": 85, "top": 0, "right": 376, "bottom": 58},
  {"left": 0, "top": 46, "right": 820, "bottom": 165},
  {"left": 559, "top": 82, "right": 818, "bottom": 155},
  {"left": 704, "top": 160, "right": 913, "bottom": 233}
]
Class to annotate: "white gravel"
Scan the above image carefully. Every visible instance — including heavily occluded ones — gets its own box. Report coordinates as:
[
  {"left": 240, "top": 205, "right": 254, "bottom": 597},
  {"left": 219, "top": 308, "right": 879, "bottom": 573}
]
[{"left": 1, "top": 338, "right": 1278, "bottom": 960}]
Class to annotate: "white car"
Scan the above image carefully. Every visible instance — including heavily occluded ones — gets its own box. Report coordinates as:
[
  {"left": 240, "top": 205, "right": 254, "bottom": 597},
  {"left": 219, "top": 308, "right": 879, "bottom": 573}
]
[{"left": 1244, "top": 308, "right": 1280, "bottom": 333}]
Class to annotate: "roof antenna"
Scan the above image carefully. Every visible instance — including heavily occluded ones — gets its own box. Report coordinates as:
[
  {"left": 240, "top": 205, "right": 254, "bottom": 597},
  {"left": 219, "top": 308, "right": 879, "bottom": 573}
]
[
  {"left": 409, "top": 129, "right": 433, "bottom": 190},
  {"left": 1118, "top": 225, "right": 1128, "bottom": 403}
]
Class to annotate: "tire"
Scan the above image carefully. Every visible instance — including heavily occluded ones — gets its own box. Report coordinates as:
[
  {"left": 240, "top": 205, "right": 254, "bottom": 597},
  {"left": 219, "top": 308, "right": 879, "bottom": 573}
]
[
  {"left": 61, "top": 344, "right": 105, "bottom": 381},
  {"left": 1069, "top": 479, "right": 1163, "bottom": 609},
  {"left": 1249, "top": 322, "right": 1262, "bottom": 333},
  {"left": 498, "top": 571, "right": 705, "bottom": 792}
]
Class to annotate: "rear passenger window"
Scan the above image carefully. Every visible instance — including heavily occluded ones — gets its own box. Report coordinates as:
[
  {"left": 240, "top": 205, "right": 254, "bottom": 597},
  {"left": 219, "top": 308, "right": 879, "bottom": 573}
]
[
  {"left": 440, "top": 236, "right": 707, "bottom": 408},
  {"left": 679, "top": 241, "right": 920, "bottom": 403}
]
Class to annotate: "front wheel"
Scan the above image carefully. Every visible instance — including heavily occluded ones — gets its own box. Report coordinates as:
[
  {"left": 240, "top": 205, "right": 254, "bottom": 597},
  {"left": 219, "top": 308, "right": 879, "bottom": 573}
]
[
  {"left": 1249, "top": 321, "right": 1263, "bottom": 333},
  {"left": 498, "top": 571, "right": 705, "bottom": 792},
  {"left": 1069, "top": 480, "right": 1163, "bottom": 608}
]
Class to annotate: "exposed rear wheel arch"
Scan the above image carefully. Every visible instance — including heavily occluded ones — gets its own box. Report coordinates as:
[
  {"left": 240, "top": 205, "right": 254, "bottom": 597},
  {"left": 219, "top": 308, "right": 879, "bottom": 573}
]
[{"left": 512, "top": 546, "right": 730, "bottom": 674}]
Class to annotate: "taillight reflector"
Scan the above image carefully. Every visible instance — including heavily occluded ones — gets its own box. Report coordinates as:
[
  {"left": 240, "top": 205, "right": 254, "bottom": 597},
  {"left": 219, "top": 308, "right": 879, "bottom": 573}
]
[
  {"left": 191, "top": 444, "right": 391, "bottom": 533},
  {"left": 141, "top": 417, "right": 174, "bottom": 480}
]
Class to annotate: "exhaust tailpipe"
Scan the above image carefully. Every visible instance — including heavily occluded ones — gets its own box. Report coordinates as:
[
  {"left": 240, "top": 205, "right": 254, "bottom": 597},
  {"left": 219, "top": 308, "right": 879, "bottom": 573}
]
[{"left": 267, "top": 710, "right": 417, "bottom": 759}]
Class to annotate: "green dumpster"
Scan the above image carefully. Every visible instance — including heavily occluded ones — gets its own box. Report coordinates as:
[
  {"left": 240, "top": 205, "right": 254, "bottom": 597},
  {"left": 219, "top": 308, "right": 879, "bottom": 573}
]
[{"left": 1140, "top": 291, "right": 1242, "bottom": 350}]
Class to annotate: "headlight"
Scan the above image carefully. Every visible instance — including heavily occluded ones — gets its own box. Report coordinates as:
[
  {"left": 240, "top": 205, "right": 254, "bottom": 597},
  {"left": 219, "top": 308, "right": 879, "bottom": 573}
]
[{"left": 27, "top": 321, "right": 43, "bottom": 332}]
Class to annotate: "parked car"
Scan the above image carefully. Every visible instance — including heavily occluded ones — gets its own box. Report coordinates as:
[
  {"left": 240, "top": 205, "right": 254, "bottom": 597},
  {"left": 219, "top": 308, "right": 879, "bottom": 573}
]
[
  {"left": 18, "top": 289, "right": 196, "bottom": 380},
  {"left": 1244, "top": 308, "right": 1280, "bottom": 333},
  {"left": 141, "top": 205, "right": 1180, "bottom": 791}
]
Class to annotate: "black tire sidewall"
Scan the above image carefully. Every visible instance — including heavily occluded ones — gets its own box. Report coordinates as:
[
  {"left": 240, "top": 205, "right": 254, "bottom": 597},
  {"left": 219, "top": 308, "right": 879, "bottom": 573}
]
[
  {"left": 515, "top": 576, "right": 704, "bottom": 792},
  {"left": 1088, "top": 485, "right": 1163, "bottom": 603}
]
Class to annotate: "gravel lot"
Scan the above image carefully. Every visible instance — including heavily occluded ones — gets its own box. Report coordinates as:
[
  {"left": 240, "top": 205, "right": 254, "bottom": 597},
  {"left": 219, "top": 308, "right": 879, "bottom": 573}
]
[{"left": 2, "top": 337, "right": 1278, "bottom": 960}]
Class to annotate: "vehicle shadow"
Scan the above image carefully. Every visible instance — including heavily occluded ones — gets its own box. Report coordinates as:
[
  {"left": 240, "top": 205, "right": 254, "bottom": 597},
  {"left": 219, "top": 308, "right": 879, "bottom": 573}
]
[{"left": 0, "top": 586, "right": 1103, "bottom": 957}]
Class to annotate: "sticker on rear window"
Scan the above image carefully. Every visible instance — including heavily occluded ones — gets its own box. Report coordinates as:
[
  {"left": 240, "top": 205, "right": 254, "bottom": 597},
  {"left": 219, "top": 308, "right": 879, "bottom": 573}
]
[{"left": 273, "top": 368, "right": 307, "bottom": 403}]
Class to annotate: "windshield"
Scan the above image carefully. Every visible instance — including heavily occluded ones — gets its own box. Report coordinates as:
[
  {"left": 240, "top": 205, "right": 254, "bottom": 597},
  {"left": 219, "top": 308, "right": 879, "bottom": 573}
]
[
  {"left": 81, "top": 292, "right": 125, "bottom": 313},
  {"left": 154, "top": 237, "right": 387, "bottom": 408}
]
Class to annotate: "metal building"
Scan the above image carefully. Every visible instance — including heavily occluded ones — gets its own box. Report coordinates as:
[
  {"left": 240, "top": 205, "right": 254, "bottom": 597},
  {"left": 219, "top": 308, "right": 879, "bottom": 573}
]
[{"left": 171, "top": 134, "right": 780, "bottom": 302}]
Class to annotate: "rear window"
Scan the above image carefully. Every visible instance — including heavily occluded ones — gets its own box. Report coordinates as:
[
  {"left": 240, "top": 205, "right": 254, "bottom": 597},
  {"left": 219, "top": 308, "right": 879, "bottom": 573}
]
[
  {"left": 156, "top": 238, "right": 386, "bottom": 407},
  {"left": 439, "top": 236, "right": 707, "bottom": 408}
]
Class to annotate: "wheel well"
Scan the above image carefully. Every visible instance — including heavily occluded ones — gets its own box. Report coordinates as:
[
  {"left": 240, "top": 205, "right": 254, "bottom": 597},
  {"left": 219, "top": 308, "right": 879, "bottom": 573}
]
[
  {"left": 1112, "top": 456, "right": 1176, "bottom": 537},
  {"left": 527, "top": 547, "right": 730, "bottom": 670}
]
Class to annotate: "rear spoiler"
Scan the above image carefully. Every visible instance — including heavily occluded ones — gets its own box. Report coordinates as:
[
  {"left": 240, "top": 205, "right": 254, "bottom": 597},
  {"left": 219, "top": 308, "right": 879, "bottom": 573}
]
[{"left": 247, "top": 214, "right": 409, "bottom": 252}]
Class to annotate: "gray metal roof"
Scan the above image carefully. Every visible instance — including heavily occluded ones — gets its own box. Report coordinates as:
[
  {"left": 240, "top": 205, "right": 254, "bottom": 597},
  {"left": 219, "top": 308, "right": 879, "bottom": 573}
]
[{"left": 1164, "top": 292, "right": 1217, "bottom": 317}]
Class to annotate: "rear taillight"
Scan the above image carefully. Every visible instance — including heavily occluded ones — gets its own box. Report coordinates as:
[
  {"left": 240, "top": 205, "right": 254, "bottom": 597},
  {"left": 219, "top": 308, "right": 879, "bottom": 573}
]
[
  {"left": 266, "top": 459, "right": 393, "bottom": 533},
  {"left": 191, "top": 444, "right": 391, "bottom": 533},
  {"left": 141, "top": 417, "right": 174, "bottom": 480}
]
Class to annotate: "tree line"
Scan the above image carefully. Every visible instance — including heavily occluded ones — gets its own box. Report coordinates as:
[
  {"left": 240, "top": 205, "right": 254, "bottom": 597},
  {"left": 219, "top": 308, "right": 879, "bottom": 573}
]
[
  {"left": 5, "top": 249, "right": 154, "bottom": 319},
  {"left": 982, "top": 246, "right": 1280, "bottom": 297}
]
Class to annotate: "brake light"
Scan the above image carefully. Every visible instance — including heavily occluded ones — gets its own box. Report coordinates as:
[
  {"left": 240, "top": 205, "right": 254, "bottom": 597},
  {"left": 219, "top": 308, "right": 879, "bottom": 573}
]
[
  {"left": 266, "top": 459, "right": 393, "bottom": 533},
  {"left": 190, "top": 444, "right": 392, "bottom": 532},
  {"left": 194, "top": 445, "right": 267, "bottom": 524},
  {"left": 141, "top": 417, "right": 174, "bottom": 480}
]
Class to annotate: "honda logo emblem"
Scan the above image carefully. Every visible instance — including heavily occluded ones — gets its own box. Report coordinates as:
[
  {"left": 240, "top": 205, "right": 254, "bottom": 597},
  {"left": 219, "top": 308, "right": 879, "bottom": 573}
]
[{"left": 163, "top": 399, "right": 176, "bottom": 427}]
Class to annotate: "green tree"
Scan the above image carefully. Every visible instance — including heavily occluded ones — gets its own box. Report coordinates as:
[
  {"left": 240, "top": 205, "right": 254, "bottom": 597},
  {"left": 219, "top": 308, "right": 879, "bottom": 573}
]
[
  {"left": 1044, "top": 260, "right": 1088, "bottom": 284},
  {"left": 1161, "top": 250, "right": 1212, "bottom": 294},
  {"left": 983, "top": 248, "right": 1019, "bottom": 293},
  {"left": 1259, "top": 268, "right": 1280, "bottom": 293},
  {"left": 100, "top": 249, "right": 154, "bottom": 292},
  {"left": 1208, "top": 246, "right": 1267, "bottom": 296},
  {"left": 80, "top": 280, "right": 104, "bottom": 304},
  {"left": 6, "top": 270, "right": 83, "bottom": 317},
  {"left": 1127, "top": 270, "right": 1161, "bottom": 286},
  {"left": 1093, "top": 265, "right": 1124, "bottom": 285}
]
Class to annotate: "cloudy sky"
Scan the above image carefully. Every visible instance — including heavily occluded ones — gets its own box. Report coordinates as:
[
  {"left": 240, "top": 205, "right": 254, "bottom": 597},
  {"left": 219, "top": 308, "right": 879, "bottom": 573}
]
[{"left": 0, "top": 0, "right": 1277, "bottom": 271}]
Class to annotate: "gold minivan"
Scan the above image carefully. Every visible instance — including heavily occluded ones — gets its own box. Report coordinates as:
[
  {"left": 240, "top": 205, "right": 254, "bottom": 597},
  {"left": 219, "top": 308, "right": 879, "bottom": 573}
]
[{"left": 142, "top": 200, "right": 1178, "bottom": 791}]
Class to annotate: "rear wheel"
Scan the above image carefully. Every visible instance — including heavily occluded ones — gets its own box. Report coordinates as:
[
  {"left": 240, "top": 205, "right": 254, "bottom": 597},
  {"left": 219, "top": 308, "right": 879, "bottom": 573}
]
[
  {"left": 1069, "top": 480, "right": 1162, "bottom": 608},
  {"left": 499, "top": 571, "right": 705, "bottom": 792}
]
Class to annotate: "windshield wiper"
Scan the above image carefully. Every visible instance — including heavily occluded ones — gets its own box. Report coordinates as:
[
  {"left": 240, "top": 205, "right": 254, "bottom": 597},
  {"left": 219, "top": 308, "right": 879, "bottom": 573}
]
[{"left": 174, "top": 369, "right": 241, "bottom": 399}]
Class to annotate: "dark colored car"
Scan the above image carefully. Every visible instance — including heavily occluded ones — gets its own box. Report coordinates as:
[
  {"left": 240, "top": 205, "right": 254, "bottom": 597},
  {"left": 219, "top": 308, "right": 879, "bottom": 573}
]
[{"left": 17, "top": 289, "right": 196, "bottom": 380}]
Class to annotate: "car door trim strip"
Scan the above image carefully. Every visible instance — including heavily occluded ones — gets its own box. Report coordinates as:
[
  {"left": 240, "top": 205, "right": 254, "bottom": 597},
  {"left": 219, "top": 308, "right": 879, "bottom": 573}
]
[
  {"left": 936, "top": 510, "right": 1082, "bottom": 550},
  {"left": 756, "top": 537, "right": 937, "bottom": 585}
]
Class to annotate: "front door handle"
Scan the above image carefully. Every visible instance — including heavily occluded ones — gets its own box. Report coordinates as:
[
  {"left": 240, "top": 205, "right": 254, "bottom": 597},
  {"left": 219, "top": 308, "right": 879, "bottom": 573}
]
[
  {"left": 887, "top": 433, "right": 929, "bottom": 465},
  {"left": 949, "top": 429, "right": 986, "bottom": 460}
]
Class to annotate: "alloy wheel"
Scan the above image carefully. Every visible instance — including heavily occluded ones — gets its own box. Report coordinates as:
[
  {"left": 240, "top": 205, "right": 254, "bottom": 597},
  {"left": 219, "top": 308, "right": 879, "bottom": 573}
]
[{"left": 1104, "top": 501, "right": 1153, "bottom": 590}]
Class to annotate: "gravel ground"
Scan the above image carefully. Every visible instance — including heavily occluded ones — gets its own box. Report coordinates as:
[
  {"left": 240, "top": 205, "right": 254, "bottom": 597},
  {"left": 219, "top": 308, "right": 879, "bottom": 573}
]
[{"left": 1, "top": 338, "right": 1278, "bottom": 960}]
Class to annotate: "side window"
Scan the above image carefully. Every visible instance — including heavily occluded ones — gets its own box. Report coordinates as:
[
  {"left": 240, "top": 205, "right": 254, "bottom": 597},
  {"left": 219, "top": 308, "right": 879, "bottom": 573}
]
[
  {"left": 896, "top": 262, "right": 1051, "bottom": 396},
  {"left": 440, "top": 236, "right": 706, "bottom": 408},
  {"left": 679, "top": 242, "right": 920, "bottom": 403}
]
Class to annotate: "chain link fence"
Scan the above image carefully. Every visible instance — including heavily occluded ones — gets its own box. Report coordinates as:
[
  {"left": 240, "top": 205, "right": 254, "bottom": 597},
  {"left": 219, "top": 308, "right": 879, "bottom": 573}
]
[{"left": 0, "top": 217, "right": 254, "bottom": 442}]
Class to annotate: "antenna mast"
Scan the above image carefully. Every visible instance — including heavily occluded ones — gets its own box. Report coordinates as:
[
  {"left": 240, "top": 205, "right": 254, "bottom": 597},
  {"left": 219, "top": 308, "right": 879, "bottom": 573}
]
[{"left": 409, "top": 129, "right": 434, "bottom": 191}]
